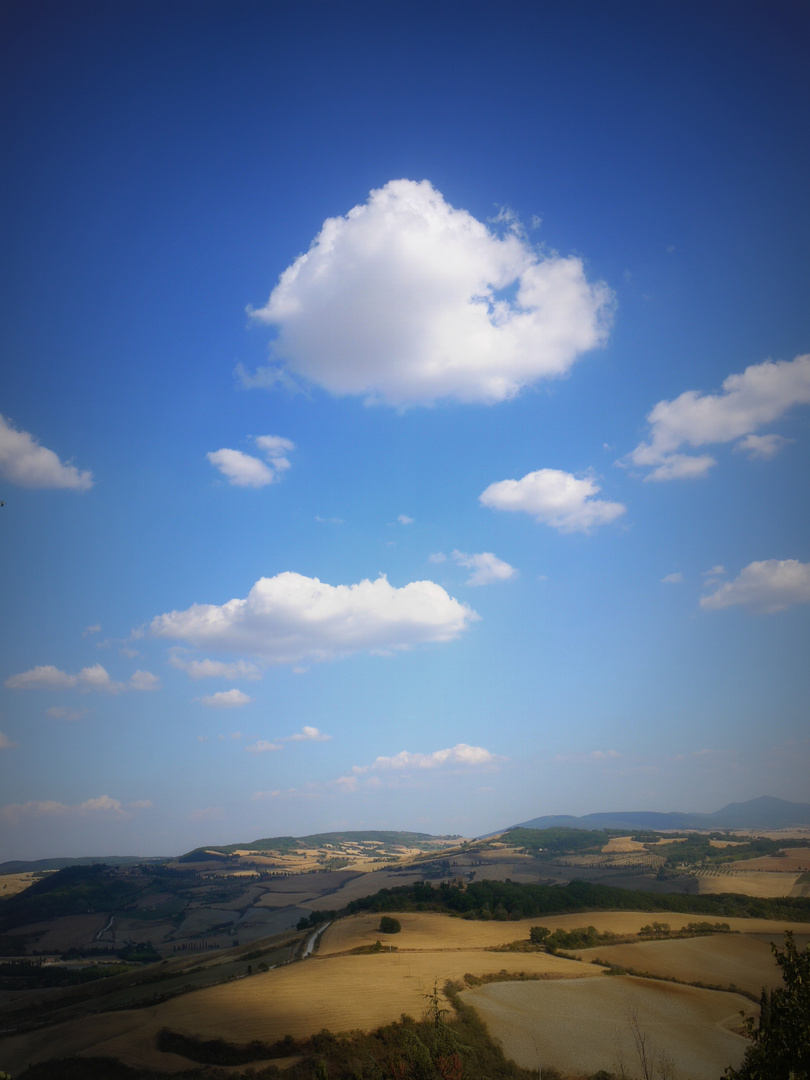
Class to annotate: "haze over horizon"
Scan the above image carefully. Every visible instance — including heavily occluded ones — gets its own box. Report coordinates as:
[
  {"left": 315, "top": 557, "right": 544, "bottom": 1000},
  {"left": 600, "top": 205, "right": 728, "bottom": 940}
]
[{"left": 1, "top": 1, "right": 808, "bottom": 863}]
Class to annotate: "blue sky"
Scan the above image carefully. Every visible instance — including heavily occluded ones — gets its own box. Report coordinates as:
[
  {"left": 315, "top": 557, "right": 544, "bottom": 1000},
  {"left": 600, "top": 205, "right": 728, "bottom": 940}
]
[{"left": 1, "top": 0, "right": 808, "bottom": 860}]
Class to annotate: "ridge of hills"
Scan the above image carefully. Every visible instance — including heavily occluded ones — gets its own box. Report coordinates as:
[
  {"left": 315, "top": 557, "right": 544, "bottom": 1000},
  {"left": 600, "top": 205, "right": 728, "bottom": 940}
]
[
  {"left": 1, "top": 796, "right": 808, "bottom": 875},
  {"left": 509, "top": 795, "right": 810, "bottom": 833}
]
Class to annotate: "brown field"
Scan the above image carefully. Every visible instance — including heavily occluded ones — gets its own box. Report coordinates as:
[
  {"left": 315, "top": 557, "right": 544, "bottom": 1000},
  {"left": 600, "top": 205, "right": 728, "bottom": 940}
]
[
  {"left": 6, "top": 913, "right": 108, "bottom": 952},
  {"left": 695, "top": 870, "right": 801, "bottom": 897},
  {"left": 572, "top": 932, "right": 808, "bottom": 996},
  {"left": 462, "top": 975, "right": 752, "bottom": 1080}
]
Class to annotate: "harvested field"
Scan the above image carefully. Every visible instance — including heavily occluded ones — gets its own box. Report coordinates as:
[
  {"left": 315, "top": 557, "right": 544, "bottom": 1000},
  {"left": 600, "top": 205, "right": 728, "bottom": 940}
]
[
  {"left": 0, "top": 948, "right": 596, "bottom": 1075},
  {"left": 319, "top": 910, "right": 808, "bottom": 954},
  {"left": 695, "top": 870, "right": 800, "bottom": 897},
  {"left": 602, "top": 836, "right": 646, "bottom": 853},
  {"left": 462, "top": 975, "right": 752, "bottom": 1080},
  {"left": 572, "top": 933, "right": 805, "bottom": 996},
  {"left": 729, "top": 849, "right": 810, "bottom": 872},
  {"left": 323, "top": 869, "right": 424, "bottom": 904},
  {"left": 0, "top": 872, "right": 38, "bottom": 899}
]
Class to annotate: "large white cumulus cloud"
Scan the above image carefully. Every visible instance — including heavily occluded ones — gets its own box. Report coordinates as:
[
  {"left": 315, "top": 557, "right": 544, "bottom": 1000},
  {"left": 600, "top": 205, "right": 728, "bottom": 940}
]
[
  {"left": 246, "top": 180, "right": 613, "bottom": 406},
  {"left": 150, "top": 571, "right": 478, "bottom": 664}
]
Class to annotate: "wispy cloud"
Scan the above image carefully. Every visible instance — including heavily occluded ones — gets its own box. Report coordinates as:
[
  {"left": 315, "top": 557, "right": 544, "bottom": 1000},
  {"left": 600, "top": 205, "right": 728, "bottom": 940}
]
[
  {"left": 0, "top": 414, "right": 93, "bottom": 490},
  {"left": 46, "top": 706, "right": 89, "bottom": 721},
  {"left": 5, "top": 664, "right": 123, "bottom": 693},
  {"left": 0, "top": 795, "right": 149, "bottom": 823},
  {"left": 353, "top": 743, "right": 500, "bottom": 773},
  {"left": 480, "top": 468, "right": 625, "bottom": 533},
  {"left": 245, "top": 179, "right": 613, "bottom": 406},
  {"left": 661, "top": 572, "right": 683, "bottom": 584},
  {"left": 449, "top": 550, "right": 517, "bottom": 586},
  {"left": 246, "top": 739, "right": 281, "bottom": 754},
  {"left": 151, "top": 572, "right": 478, "bottom": 665},
  {"left": 198, "top": 689, "right": 253, "bottom": 708},
  {"left": 287, "top": 726, "right": 331, "bottom": 742},
  {"left": 0, "top": 732, "right": 19, "bottom": 750},
  {"left": 169, "top": 653, "right": 261, "bottom": 681}
]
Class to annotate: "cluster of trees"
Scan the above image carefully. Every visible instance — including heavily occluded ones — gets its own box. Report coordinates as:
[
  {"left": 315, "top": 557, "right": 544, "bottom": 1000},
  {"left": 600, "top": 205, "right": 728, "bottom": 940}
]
[
  {"left": 529, "top": 924, "right": 616, "bottom": 950},
  {"left": 725, "top": 931, "right": 810, "bottom": 1080},
  {"left": 345, "top": 877, "right": 810, "bottom": 923},
  {"left": 296, "top": 909, "right": 338, "bottom": 931}
]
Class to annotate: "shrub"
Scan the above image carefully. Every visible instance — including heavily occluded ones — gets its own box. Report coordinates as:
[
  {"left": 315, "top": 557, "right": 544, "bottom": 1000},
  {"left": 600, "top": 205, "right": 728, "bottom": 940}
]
[{"left": 379, "top": 915, "right": 402, "bottom": 934}]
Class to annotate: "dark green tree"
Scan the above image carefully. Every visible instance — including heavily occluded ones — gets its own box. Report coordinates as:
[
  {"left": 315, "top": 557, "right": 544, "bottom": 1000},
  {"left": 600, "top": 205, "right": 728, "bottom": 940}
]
[
  {"left": 724, "top": 930, "right": 810, "bottom": 1080},
  {"left": 379, "top": 915, "right": 401, "bottom": 934}
]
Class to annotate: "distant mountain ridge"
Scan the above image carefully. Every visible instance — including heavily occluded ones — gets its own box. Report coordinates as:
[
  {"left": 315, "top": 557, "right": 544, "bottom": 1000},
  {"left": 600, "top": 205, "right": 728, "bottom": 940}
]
[{"left": 508, "top": 796, "right": 810, "bottom": 833}]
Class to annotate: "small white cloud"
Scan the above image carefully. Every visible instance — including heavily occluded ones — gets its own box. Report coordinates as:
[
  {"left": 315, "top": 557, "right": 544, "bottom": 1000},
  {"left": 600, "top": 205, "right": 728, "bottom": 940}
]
[
  {"left": 480, "top": 468, "right": 625, "bottom": 533},
  {"left": 315, "top": 515, "right": 345, "bottom": 524},
  {"left": 354, "top": 743, "right": 500, "bottom": 773},
  {"left": 428, "top": 552, "right": 447, "bottom": 564},
  {"left": 82, "top": 624, "right": 102, "bottom": 638},
  {"left": 703, "top": 565, "right": 726, "bottom": 577},
  {"left": 661, "top": 573, "right": 683, "bottom": 584},
  {"left": 151, "top": 572, "right": 478, "bottom": 665},
  {"left": 625, "top": 354, "right": 810, "bottom": 480},
  {"left": 450, "top": 550, "right": 517, "bottom": 586},
  {"left": 700, "top": 559, "right": 810, "bottom": 614},
  {"left": 246, "top": 739, "right": 282, "bottom": 754},
  {"left": 198, "top": 689, "right": 253, "bottom": 708},
  {"left": 5, "top": 663, "right": 123, "bottom": 693},
  {"left": 169, "top": 653, "right": 261, "bottom": 681},
  {"left": 0, "top": 414, "right": 93, "bottom": 490},
  {"left": 208, "top": 434, "right": 295, "bottom": 488},
  {"left": 397, "top": 514, "right": 414, "bottom": 525},
  {"left": 46, "top": 706, "right": 88, "bottom": 721},
  {"left": 252, "top": 789, "right": 283, "bottom": 799},
  {"left": 287, "top": 725, "right": 331, "bottom": 742},
  {"left": 207, "top": 448, "right": 276, "bottom": 488},
  {"left": 245, "top": 179, "right": 613, "bottom": 406},
  {"left": 129, "top": 670, "right": 161, "bottom": 691},
  {"left": 0, "top": 732, "right": 19, "bottom": 749},
  {"left": 734, "top": 433, "right": 791, "bottom": 460}
]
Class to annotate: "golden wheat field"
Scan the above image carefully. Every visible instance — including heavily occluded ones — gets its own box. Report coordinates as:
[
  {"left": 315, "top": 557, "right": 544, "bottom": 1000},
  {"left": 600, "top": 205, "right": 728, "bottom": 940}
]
[
  {"left": 601, "top": 836, "right": 646, "bottom": 853},
  {"left": 572, "top": 932, "right": 806, "bottom": 995},
  {"left": 462, "top": 975, "right": 752, "bottom": 1080},
  {"left": 2, "top": 910, "right": 806, "bottom": 1077},
  {"left": 695, "top": 870, "right": 801, "bottom": 897},
  {"left": 0, "top": 947, "right": 597, "bottom": 1075}
]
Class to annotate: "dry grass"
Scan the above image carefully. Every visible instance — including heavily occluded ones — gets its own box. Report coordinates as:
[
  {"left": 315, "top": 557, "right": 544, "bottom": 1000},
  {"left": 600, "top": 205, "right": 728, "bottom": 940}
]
[
  {"left": 572, "top": 933, "right": 804, "bottom": 996},
  {"left": 462, "top": 975, "right": 752, "bottom": 1080},
  {"left": 729, "top": 849, "right": 810, "bottom": 872},
  {"left": 695, "top": 870, "right": 801, "bottom": 897},
  {"left": 601, "top": 836, "right": 646, "bottom": 853},
  {"left": 0, "top": 872, "right": 38, "bottom": 899}
]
